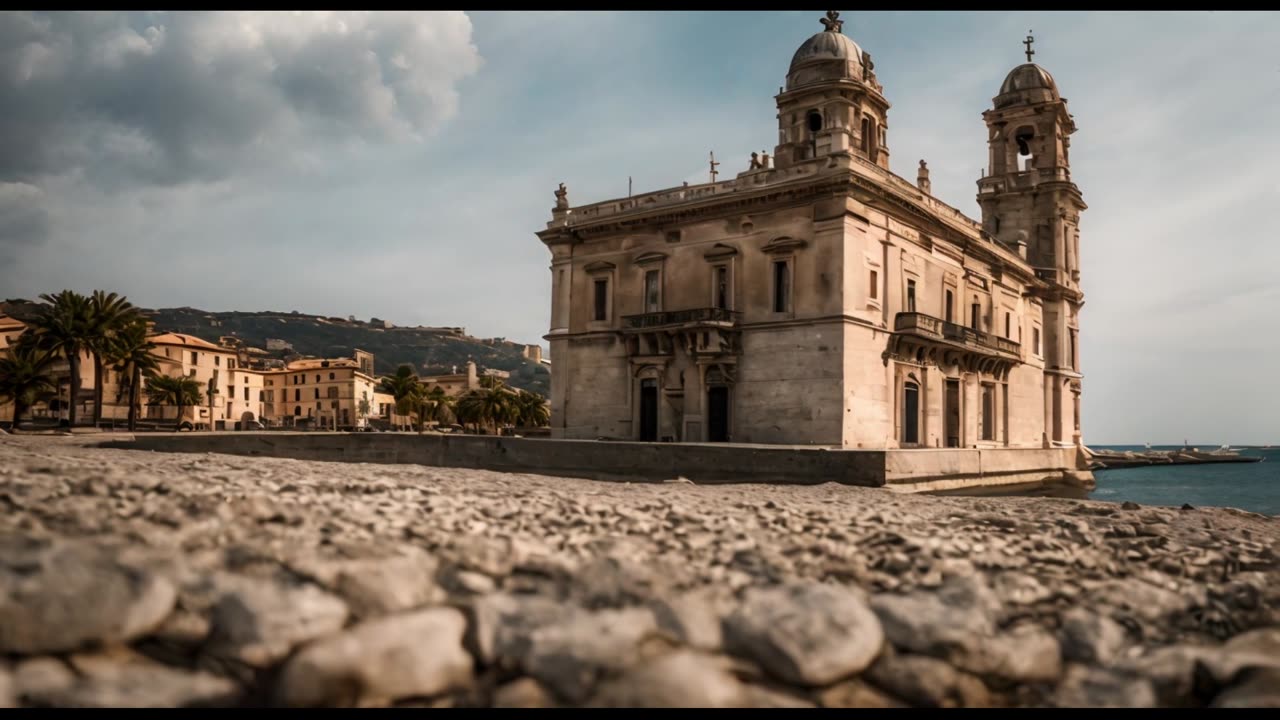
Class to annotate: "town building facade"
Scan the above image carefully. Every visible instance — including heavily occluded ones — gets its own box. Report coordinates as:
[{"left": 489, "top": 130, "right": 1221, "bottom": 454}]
[
  {"left": 1, "top": 317, "right": 390, "bottom": 431},
  {"left": 538, "top": 13, "right": 1085, "bottom": 450}
]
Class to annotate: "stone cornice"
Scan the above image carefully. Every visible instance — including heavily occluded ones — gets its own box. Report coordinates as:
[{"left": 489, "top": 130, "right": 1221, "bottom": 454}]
[
  {"left": 550, "top": 313, "right": 887, "bottom": 342},
  {"left": 538, "top": 165, "right": 1048, "bottom": 291},
  {"left": 539, "top": 174, "right": 852, "bottom": 243}
]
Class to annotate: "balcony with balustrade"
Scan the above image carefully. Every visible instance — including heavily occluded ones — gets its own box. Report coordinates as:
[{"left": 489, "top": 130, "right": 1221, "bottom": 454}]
[
  {"left": 622, "top": 307, "right": 740, "bottom": 331},
  {"left": 620, "top": 307, "right": 741, "bottom": 359},
  {"left": 889, "top": 312, "right": 1022, "bottom": 378}
]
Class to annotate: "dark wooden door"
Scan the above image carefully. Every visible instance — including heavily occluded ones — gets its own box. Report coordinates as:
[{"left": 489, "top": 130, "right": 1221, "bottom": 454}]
[
  {"left": 707, "top": 386, "right": 729, "bottom": 442},
  {"left": 639, "top": 380, "right": 658, "bottom": 442},
  {"left": 945, "top": 379, "right": 961, "bottom": 448}
]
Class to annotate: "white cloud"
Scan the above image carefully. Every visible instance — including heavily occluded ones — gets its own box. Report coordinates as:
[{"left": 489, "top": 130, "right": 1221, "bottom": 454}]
[{"left": 0, "top": 11, "right": 481, "bottom": 187}]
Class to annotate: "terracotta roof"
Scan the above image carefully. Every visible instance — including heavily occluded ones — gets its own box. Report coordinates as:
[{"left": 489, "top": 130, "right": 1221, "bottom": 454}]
[
  {"left": 0, "top": 314, "right": 26, "bottom": 331},
  {"left": 286, "top": 358, "right": 360, "bottom": 370},
  {"left": 148, "top": 333, "right": 230, "bottom": 352}
]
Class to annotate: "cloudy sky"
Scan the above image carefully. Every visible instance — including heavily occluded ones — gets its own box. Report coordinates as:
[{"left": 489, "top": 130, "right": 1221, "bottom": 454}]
[{"left": 2, "top": 11, "right": 1278, "bottom": 444}]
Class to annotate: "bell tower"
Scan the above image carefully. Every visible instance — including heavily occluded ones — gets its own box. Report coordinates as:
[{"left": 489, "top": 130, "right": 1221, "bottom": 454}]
[
  {"left": 977, "top": 34, "right": 1085, "bottom": 288},
  {"left": 773, "top": 11, "right": 890, "bottom": 171},
  {"left": 977, "top": 34, "right": 1087, "bottom": 446}
]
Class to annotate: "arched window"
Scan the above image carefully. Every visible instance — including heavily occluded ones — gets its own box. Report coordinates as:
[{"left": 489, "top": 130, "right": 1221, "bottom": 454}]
[
  {"left": 903, "top": 381, "right": 920, "bottom": 445},
  {"left": 1015, "top": 126, "right": 1035, "bottom": 171},
  {"left": 806, "top": 110, "right": 823, "bottom": 133},
  {"left": 860, "top": 117, "right": 870, "bottom": 154}
]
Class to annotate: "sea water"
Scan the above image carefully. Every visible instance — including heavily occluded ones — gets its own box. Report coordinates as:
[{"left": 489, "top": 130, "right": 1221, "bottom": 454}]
[{"left": 1090, "top": 446, "right": 1279, "bottom": 516}]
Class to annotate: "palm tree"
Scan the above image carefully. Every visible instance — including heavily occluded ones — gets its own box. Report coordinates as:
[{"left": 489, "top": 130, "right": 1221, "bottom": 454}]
[
  {"left": 419, "top": 385, "right": 455, "bottom": 428},
  {"left": 460, "top": 381, "right": 517, "bottom": 435},
  {"left": 109, "top": 319, "right": 160, "bottom": 432},
  {"left": 87, "top": 290, "right": 141, "bottom": 426},
  {"left": 145, "top": 374, "right": 203, "bottom": 431},
  {"left": 29, "top": 290, "right": 93, "bottom": 427},
  {"left": 0, "top": 340, "right": 58, "bottom": 430},
  {"left": 512, "top": 390, "right": 550, "bottom": 428},
  {"left": 379, "top": 365, "right": 422, "bottom": 431},
  {"left": 454, "top": 391, "right": 485, "bottom": 434}
]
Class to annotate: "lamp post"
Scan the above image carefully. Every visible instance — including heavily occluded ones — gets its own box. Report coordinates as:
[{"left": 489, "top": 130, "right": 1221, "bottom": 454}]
[{"left": 207, "top": 377, "right": 217, "bottom": 432}]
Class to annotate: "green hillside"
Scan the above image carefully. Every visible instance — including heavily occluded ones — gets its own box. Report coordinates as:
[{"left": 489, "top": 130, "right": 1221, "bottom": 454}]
[{"left": 1, "top": 300, "right": 550, "bottom": 397}]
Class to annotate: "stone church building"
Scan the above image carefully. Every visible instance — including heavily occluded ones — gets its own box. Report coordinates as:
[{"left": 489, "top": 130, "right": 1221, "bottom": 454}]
[{"left": 537, "top": 12, "right": 1085, "bottom": 451}]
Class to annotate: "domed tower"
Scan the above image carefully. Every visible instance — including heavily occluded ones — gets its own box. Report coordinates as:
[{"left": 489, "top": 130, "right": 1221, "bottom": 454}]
[
  {"left": 977, "top": 36, "right": 1085, "bottom": 287},
  {"left": 773, "top": 11, "right": 890, "bottom": 171},
  {"left": 977, "top": 34, "right": 1087, "bottom": 446}
]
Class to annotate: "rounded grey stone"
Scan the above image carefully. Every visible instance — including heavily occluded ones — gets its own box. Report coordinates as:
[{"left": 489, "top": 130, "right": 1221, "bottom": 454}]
[{"left": 724, "top": 582, "right": 884, "bottom": 686}]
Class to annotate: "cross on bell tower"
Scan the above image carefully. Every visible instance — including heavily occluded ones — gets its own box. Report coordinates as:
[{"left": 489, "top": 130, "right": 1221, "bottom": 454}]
[
  {"left": 709, "top": 151, "right": 720, "bottom": 182},
  {"left": 1023, "top": 31, "right": 1035, "bottom": 63},
  {"left": 820, "top": 10, "right": 843, "bottom": 34}
]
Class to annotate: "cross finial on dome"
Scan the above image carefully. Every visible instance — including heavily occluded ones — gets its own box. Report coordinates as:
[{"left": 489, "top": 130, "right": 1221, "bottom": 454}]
[
  {"left": 1023, "top": 31, "right": 1035, "bottom": 63},
  {"left": 820, "top": 10, "right": 843, "bottom": 34}
]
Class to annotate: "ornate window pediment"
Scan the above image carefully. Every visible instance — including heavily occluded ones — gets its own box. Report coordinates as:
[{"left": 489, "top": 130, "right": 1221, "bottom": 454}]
[
  {"left": 703, "top": 243, "right": 739, "bottom": 261},
  {"left": 583, "top": 261, "right": 616, "bottom": 273},
  {"left": 762, "top": 236, "right": 807, "bottom": 255},
  {"left": 633, "top": 251, "right": 667, "bottom": 265}
]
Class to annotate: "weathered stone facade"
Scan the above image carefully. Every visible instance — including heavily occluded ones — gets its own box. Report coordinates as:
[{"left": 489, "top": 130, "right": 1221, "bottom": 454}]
[{"left": 538, "top": 15, "right": 1086, "bottom": 451}]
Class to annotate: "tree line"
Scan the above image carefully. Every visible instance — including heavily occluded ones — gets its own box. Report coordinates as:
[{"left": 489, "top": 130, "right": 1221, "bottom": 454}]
[
  {"left": 0, "top": 290, "right": 178, "bottom": 431},
  {"left": 377, "top": 364, "right": 550, "bottom": 434}
]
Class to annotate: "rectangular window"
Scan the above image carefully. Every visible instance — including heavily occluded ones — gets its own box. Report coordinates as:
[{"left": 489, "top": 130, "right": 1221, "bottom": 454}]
[
  {"left": 229, "top": 359, "right": 236, "bottom": 370},
  {"left": 244, "top": 386, "right": 249, "bottom": 401},
  {"left": 191, "top": 351, "right": 198, "bottom": 365},
  {"left": 906, "top": 279, "right": 916, "bottom": 313},
  {"left": 227, "top": 385, "right": 233, "bottom": 400},
  {"left": 593, "top": 279, "right": 608, "bottom": 322},
  {"left": 773, "top": 261, "right": 790, "bottom": 313},
  {"left": 945, "top": 289, "right": 954, "bottom": 323},
  {"left": 869, "top": 270, "right": 878, "bottom": 300},
  {"left": 1002, "top": 381, "right": 1010, "bottom": 444},
  {"left": 313, "top": 388, "right": 320, "bottom": 399},
  {"left": 981, "top": 384, "right": 995, "bottom": 441},
  {"left": 215, "top": 356, "right": 220, "bottom": 367},
  {"left": 903, "top": 381, "right": 920, "bottom": 445},
  {"left": 971, "top": 303, "right": 981, "bottom": 330},
  {"left": 259, "top": 390, "right": 265, "bottom": 402},
  {"left": 1005, "top": 312, "right": 1012, "bottom": 338},
  {"left": 644, "top": 270, "right": 660, "bottom": 313},
  {"left": 1034, "top": 327, "right": 1042, "bottom": 355},
  {"left": 714, "top": 266, "right": 729, "bottom": 310},
  {"left": 294, "top": 389, "right": 300, "bottom": 401},
  {"left": 327, "top": 386, "right": 338, "bottom": 399}
]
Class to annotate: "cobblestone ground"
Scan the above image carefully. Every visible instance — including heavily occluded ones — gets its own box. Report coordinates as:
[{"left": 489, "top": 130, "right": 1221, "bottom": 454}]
[{"left": 1, "top": 434, "right": 1277, "bottom": 707}]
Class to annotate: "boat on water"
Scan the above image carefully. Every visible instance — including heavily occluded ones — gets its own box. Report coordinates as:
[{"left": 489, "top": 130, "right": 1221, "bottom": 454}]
[{"left": 1086, "top": 444, "right": 1264, "bottom": 471}]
